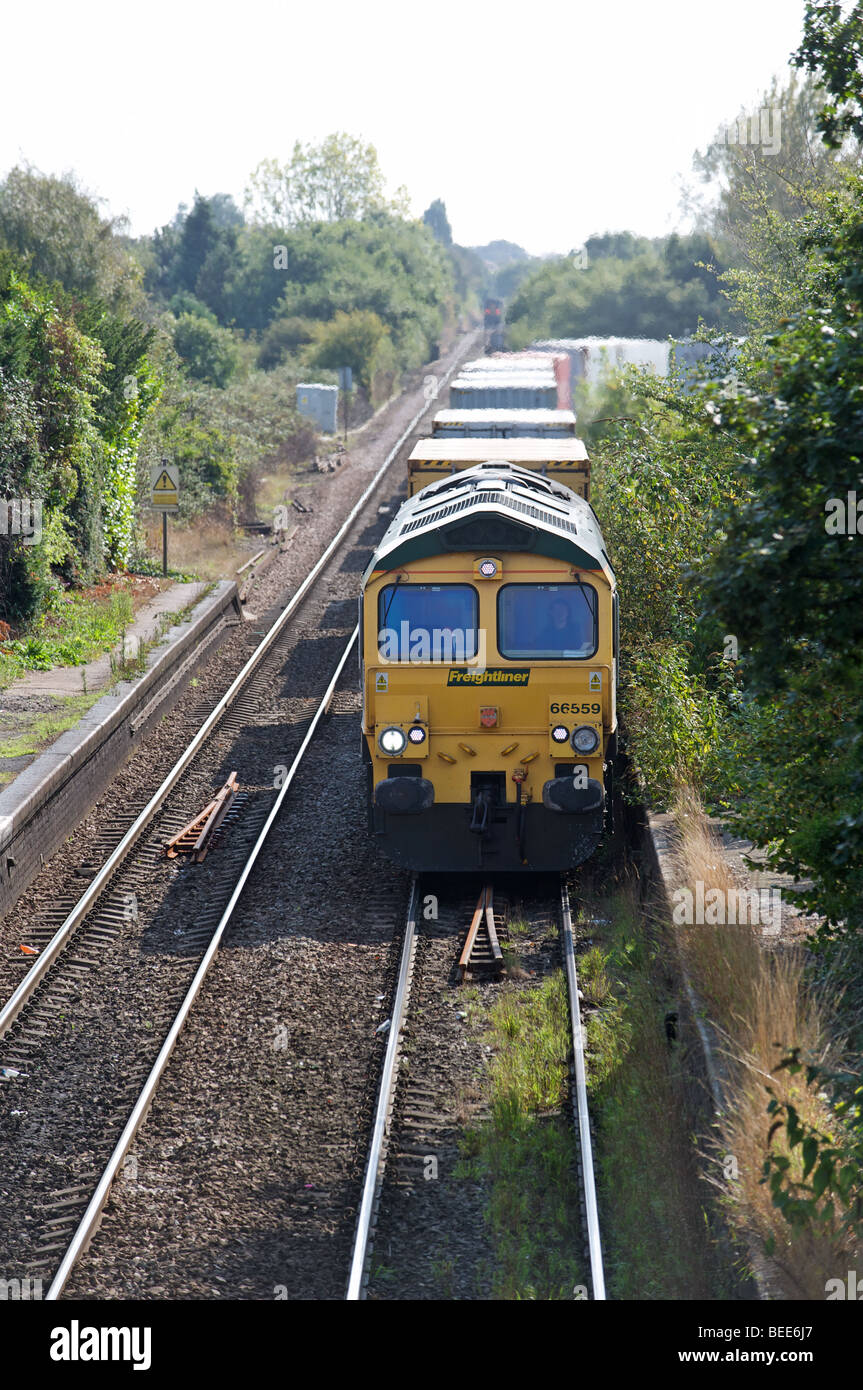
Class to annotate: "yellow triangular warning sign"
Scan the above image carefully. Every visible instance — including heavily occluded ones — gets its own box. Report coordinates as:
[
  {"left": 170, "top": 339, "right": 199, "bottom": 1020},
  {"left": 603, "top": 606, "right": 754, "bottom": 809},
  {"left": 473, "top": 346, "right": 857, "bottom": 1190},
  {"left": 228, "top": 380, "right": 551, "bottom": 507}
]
[{"left": 154, "top": 470, "right": 174, "bottom": 491}]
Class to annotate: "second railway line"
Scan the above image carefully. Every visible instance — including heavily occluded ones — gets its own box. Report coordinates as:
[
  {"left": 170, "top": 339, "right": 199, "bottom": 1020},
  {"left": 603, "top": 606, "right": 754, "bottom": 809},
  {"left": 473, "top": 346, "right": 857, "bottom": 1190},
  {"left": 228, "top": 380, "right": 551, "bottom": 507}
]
[
  {"left": 349, "top": 876, "right": 606, "bottom": 1301},
  {"left": 0, "top": 343, "right": 475, "bottom": 1298}
]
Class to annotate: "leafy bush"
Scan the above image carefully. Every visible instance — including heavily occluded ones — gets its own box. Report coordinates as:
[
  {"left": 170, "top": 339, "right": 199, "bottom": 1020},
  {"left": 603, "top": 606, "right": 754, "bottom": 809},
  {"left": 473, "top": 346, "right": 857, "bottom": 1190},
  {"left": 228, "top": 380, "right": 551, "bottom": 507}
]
[
  {"left": 311, "top": 308, "right": 390, "bottom": 396},
  {"left": 256, "top": 314, "right": 318, "bottom": 370},
  {"left": 623, "top": 641, "right": 724, "bottom": 805},
  {"left": 172, "top": 312, "right": 237, "bottom": 386}
]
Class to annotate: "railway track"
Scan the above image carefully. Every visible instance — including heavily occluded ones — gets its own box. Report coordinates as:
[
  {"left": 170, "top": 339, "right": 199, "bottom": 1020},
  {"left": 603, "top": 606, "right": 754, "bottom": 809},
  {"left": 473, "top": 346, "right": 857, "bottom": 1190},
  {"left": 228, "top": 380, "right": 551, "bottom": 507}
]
[
  {"left": 45, "top": 639, "right": 356, "bottom": 1298},
  {"left": 347, "top": 877, "right": 606, "bottom": 1300},
  {"left": 0, "top": 349, "right": 472, "bottom": 1300}
]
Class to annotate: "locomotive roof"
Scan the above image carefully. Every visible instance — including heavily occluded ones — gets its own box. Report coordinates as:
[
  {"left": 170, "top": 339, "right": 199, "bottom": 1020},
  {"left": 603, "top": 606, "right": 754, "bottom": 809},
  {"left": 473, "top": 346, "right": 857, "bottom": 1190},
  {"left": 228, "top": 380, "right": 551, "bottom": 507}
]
[{"left": 364, "top": 462, "right": 614, "bottom": 582}]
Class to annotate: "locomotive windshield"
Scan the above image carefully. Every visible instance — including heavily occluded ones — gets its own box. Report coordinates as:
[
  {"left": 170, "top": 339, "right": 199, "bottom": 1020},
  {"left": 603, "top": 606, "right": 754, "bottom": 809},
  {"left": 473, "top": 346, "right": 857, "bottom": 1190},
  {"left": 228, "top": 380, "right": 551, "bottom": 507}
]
[
  {"left": 497, "top": 583, "right": 597, "bottom": 659},
  {"left": 378, "top": 584, "right": 479, "bottom": 661}
]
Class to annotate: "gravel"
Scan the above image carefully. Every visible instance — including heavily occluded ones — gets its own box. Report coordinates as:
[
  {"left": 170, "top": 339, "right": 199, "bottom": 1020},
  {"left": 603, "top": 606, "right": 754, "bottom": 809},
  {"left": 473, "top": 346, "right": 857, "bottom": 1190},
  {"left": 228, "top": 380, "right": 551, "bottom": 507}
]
[{"left": 0, "top": 333, "right": 480, "bottom": 1300}]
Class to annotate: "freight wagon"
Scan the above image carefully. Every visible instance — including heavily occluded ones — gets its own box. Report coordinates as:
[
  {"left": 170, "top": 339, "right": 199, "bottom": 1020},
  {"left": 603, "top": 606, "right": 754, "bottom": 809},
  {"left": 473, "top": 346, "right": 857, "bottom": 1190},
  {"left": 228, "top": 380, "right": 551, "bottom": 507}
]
[
  {"left": 431, "top": 408, "right": 578, "bottom": 439},
  {"left": 407, "top": 438, "right": 590, "bottom": 499}
]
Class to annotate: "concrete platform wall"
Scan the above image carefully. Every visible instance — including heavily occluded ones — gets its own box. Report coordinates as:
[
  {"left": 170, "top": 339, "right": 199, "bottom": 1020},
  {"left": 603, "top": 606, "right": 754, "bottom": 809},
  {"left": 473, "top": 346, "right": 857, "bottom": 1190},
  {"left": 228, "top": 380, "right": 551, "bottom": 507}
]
[{"left": 0, "top": 581, "right": 242, "bottom": 921}]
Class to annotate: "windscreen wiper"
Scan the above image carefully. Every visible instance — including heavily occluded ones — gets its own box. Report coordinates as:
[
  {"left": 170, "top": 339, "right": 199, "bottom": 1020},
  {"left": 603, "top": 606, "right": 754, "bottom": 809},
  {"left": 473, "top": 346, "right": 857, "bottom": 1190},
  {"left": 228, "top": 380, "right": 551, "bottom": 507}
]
[{"left": 381, "top": 573, "right": 403, "bottom": 629}]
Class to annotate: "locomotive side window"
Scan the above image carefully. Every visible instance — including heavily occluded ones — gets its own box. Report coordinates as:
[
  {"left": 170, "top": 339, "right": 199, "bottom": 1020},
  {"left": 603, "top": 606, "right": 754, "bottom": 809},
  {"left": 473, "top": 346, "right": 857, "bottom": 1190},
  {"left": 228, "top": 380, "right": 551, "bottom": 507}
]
[
  {"left": 378, "top": 584, "right": 479, "bottom": 661},
  {"left": 497, "top": 583, "right": 598, "bottom": 659}
]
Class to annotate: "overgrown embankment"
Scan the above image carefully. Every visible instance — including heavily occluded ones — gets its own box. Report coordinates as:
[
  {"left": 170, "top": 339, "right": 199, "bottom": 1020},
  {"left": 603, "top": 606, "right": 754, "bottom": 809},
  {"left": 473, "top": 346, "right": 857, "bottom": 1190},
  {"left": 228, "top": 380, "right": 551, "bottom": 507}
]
[{"left": 587, "top": 154, "right": 863, "bottom": 1289}]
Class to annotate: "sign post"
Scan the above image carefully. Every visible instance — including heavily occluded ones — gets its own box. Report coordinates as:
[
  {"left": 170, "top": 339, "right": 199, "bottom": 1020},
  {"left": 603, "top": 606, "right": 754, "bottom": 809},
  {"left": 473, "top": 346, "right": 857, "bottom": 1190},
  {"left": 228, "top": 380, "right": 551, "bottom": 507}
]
[
  {"left": 149, "top": 462, "right": 180, "bottom": 576},
  {"left": 336, "top": 366, "right": 352, "bottom": 444}
]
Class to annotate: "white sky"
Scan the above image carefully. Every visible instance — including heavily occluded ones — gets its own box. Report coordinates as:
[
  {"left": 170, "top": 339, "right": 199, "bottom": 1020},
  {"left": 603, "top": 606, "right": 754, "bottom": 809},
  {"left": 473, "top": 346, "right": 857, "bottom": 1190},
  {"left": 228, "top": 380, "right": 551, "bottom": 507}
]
[{"left": 0, "top": 0, "right": 808, "bottom": 254}]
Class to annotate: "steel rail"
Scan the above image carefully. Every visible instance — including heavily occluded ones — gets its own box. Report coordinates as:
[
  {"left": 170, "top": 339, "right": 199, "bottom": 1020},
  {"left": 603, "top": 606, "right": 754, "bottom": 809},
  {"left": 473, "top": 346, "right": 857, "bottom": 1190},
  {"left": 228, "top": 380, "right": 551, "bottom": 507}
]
[
  {"left": 560, "top": 880, "right": 606, "bottom": 1300},
  {"left": 346, "top": 878, "right": 419, "bottom": 1301},
  {"left": 0, "top": 338, "right": 473, "bottom": 1042},
  {"left": 46, "top": 628, "right": 359, "bottom": 1299}
]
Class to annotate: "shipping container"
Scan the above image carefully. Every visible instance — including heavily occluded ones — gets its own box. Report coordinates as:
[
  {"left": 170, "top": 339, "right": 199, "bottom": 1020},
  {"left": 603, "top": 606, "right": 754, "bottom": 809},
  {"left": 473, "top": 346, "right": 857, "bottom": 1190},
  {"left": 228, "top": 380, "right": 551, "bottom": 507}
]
[
  {"left": 458, "top": 352, "right": 571, "bottom": 408},
  {"left": 449, "top": 373, "right": 559, "bottom": 410},
  {"left": 407, "top": 435, "right": 590, "bottom": 498},
  {"left": 431, "top": 408, "right": 578, "bottom": 438},
  {"left": 532, "top": 337, "right": 670, "bottom": 382}
]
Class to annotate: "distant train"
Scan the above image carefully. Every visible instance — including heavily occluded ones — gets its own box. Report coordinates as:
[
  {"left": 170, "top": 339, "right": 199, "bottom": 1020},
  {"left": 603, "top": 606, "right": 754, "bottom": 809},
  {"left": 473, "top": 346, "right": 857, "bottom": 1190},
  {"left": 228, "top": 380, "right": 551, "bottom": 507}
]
[
  {"left": 483, "top": 298, "right": 505, "bottom": 350},
  {"left": 360, "top": 461, "right": 617, "bottom": 873},
  {"left": 483, "top": 297, "right": 503, "bottom": 330}
]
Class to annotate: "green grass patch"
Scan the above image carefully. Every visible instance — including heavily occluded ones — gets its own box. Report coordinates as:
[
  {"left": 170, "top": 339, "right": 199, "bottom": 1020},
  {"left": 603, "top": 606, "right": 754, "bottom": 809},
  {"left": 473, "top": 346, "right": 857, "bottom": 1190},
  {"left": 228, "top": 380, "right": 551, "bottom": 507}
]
[
  {"left": 0, "top": 692, "right": 103, "bottom": 765},
  {"left": 581, "top": 885, "right": 732, "bottom": 1299},
  {"left": 459, "top": 973, "right": 588, "bottom": 1299},
  {"left": 0, "top": 589, "right": 135, "bottom": 687}
]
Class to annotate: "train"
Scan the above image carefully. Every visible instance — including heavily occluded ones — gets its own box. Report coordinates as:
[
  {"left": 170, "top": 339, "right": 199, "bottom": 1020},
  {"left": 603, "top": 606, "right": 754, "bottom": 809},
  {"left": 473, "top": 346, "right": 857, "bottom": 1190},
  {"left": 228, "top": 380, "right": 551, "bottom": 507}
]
[
  {"left": 360, "top": 465, "right": 618, "bottom": 872},
  {"left": 359, "top": 337, "right": 617, "bottom": 874},
  {"left": 448, "top": 351, "right": 572, "bottom": 412},
  {"left": 483, "top": 297, "right": 503, "bottom": 330},
  {"left": 483, "top": 297, "right": 504, "bottom": 350}
]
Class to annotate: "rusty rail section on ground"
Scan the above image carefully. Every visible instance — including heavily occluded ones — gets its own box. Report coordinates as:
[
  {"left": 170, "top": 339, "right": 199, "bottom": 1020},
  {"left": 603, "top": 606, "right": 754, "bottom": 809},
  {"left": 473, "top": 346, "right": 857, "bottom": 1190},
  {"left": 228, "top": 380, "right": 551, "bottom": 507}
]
[
  {"left": 164, "top": 772, "right": 239, "bottom": 862},
  {"left": 459, "top": 882, "right": 503, "bottom": 979}
]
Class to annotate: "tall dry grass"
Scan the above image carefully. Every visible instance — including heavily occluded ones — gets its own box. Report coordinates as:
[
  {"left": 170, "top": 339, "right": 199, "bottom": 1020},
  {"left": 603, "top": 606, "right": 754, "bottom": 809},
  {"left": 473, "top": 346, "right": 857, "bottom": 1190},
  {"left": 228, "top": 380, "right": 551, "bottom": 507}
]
[
  {"left": 143, "top": 512, "right": 253, "bottom": 582},
  {"left": 668, "top": 786, "right": 859, "bottom": 1298}
]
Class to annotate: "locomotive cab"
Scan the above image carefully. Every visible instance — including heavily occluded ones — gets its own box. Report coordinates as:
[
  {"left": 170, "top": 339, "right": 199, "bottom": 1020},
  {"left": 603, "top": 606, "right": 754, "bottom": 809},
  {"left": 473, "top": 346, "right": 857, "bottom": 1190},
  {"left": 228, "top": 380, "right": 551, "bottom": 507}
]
[{"left": 360, "top": 464, "right": 617, "bottom": 873}]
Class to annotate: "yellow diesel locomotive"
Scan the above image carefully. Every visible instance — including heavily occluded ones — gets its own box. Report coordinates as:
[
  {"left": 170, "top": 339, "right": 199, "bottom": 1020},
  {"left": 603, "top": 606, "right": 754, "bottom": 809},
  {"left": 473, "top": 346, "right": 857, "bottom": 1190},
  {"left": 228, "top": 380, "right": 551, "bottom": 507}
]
[{"left": 360, "top": 462, "right": 617, "bottom": 872}]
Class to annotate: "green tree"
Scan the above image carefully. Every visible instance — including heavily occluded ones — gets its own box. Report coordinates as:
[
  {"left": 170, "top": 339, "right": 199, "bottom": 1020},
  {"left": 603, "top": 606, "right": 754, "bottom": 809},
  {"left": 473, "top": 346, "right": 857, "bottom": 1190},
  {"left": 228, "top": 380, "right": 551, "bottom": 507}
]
[
  {"left": 689, "top": 72, "right": 857, "bottom": 336},
  {"left": 256, "top": 314, "right": 318, "bottom": 370},
  {"left": 422, "top": 199, "right": 452, "bottom": 246},
  {"left": 270, "top": 217, "right": 451, "bottom": 368},
  {"left": 794, "top": 0, "right": 863, "bottom": 147},
  {"left": 701, "top": 177, "right": 863, "bottom": 934},
  {"left": 148, "top": 193, "right": 242, "bottom": 323},
  {"left": 0, "top": 166, "right": 142, "bottom": 311},
  {"left": 246, "top": 134, "right": 409, "bottom": 226},
  {"left": 172, "top": 312, "right": 238, "bottom": 386},
  {"left": 585, "top": 231, "right": 656, "bottom": 261},
  {"left": 311, "top": 309, "right": 390, "bottom": 395},
  {"left": 75, "top": 304, "right": 157, "bottom": 567},
  {"left": 0, "top": 255, "right": 105, "bottom": 615},
  {"left": 506, "top": 236, "right": 735, "bottom": 344}
]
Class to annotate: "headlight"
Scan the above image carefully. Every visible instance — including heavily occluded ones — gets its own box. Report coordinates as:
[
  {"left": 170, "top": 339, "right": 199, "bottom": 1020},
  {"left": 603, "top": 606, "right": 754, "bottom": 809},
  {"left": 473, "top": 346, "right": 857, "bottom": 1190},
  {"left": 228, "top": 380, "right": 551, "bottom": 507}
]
[
  {"left": 408, "top": 725, "right": 427, "bottom": 745},
  {"left": 550, "top": 725, "right": 570, "bottom": 743},
  {"left": 379, "top": 726, "right": 407, "bottom": 755},
  {"left": 571, "top": 725, "right": 599, "bottom": 754}
]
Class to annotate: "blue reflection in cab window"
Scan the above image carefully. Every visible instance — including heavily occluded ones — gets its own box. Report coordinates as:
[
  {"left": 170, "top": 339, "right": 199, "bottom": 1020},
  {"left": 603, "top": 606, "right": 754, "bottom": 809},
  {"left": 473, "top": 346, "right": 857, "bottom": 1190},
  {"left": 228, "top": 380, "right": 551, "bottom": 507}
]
[
  {"left": 498, "top": 584, "right": 596, "bottom": 658},
  {"left": 378, "top": 584, "right": 478, "bottom": 660}
]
